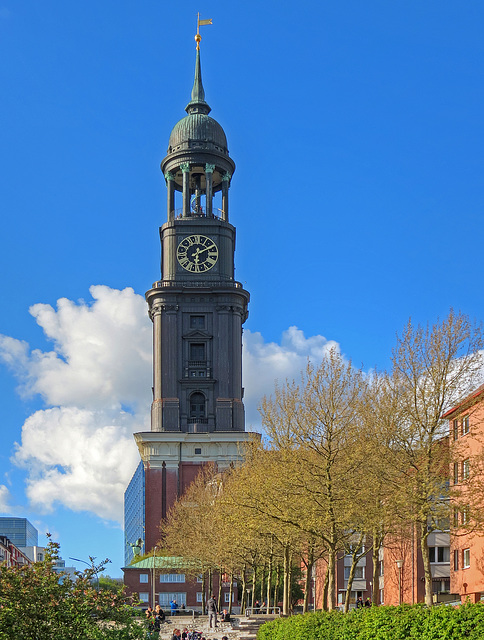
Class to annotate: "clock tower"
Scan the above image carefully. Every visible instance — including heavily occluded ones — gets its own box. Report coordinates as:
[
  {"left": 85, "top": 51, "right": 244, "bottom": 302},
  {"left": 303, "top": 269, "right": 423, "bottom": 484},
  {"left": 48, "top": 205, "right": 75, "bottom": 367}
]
[{"left": 133, "top": 40, "right": 254, "bottom": 552}]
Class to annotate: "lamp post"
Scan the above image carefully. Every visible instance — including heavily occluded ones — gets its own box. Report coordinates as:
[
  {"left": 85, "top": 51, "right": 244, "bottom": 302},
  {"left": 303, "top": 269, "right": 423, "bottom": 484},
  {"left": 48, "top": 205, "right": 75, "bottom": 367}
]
[
  {"left": 245, "top": 588, "right": 251, "bottom": 615},
  {"left": 69, "top": 556, "right": 100, "bottom": 591},
  {"left": 152, "top": 546, "right": 158, "bottom": 608},
  {"left": 396, "top": 560, "right": 403, "bottom": 605}
]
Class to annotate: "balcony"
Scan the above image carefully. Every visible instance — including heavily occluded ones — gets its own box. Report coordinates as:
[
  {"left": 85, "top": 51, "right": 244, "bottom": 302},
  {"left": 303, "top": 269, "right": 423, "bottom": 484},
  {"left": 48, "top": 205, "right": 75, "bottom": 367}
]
[
  {"left": 152, "top": 279, "right": 245, "bottom": 290},
  {"left": 171, "top": 207, "right": 223, "bottom": 221}
]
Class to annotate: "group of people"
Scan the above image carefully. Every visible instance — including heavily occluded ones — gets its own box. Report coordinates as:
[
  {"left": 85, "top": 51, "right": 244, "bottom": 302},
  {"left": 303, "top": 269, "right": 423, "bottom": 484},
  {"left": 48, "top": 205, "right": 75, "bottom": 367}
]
[
  {"left": 144, "top": 605, "right": 166, "bottom": 637},
  {"left": 356, "top": 597, "right": 372, "bottom": 608},
  {"left": 169, "top": 632, "right": 229, "bottom": 640},
  {"left": 252, "top": 600, "right": 267, "bottom": 614}
]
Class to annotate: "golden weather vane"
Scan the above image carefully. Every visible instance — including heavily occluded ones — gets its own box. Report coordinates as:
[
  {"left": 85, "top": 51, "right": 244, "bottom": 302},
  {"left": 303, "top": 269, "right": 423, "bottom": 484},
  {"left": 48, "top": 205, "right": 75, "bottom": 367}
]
[{"left": 195, "top": 12, "right": 212, "bottom": 49}]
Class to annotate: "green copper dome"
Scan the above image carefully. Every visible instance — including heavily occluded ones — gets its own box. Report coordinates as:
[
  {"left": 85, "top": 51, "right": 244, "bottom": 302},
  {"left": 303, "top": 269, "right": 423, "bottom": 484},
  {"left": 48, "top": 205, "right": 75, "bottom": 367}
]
[
  {"left": 166, "top": 47, "right": 229, "bottom": 155},
  {"left": 167, "top": 113, "right": 228, "bottom": 153}
]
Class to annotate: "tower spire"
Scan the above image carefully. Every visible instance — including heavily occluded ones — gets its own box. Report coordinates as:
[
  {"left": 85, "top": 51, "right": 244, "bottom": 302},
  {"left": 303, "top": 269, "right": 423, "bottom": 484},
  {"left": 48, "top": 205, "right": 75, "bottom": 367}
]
[{"left": 186, "top": 14, "right": 212, "bottom": 115}]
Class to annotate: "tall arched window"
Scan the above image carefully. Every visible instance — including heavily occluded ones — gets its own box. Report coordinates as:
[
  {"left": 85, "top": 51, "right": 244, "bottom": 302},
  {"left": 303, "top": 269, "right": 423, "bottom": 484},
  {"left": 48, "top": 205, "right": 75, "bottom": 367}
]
[{"left": 189, "top": 392, "right": 206, "bottom": 421}]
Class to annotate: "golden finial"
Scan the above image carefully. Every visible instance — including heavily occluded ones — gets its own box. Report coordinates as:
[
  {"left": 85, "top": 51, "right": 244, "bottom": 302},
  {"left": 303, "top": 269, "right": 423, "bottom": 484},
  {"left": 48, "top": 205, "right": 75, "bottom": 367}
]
[{"left": 195, "top": 12, "right": 212, "bottom": 50}]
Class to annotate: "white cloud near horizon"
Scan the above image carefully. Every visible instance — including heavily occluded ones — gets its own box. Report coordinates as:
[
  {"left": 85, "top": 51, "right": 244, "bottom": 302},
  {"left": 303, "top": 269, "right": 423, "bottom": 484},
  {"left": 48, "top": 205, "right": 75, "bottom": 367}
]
[
  {"left": 0, "top": 485, "right": 12, "bottom": 513},
  {"left": 0, "top": 286, "right": 339, "bottom": 525}
]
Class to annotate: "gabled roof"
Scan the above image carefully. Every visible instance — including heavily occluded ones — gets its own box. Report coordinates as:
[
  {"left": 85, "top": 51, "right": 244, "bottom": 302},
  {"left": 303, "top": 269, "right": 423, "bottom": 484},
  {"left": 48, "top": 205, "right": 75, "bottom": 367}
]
[{"left": 442, "top": 383, "right": 484, "bottom": 419}]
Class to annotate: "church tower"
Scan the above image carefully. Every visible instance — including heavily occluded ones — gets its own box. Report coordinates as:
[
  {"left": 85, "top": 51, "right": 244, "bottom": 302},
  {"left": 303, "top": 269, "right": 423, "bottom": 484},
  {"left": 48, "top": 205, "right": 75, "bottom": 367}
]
[{"left": 133, "top": 36, "right": 254, "bottom": 552}]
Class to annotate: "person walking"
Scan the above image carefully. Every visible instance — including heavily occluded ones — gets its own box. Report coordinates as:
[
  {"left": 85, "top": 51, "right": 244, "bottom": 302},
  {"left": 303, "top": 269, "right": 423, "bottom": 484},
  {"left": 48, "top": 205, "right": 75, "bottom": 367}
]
[{"left": 207, "top": 594, "right": 218, "bottom": 629}]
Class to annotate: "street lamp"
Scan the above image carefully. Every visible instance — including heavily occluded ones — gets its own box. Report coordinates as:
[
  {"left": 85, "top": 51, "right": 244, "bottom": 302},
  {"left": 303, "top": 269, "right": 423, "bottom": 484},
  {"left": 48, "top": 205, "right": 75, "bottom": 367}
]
[
  {"left": 152, "top": 547, "right": 158, "bottom": 608},
  {"left": 396, "top": 559, "right": 403, "bottom": 605},
  {"left": 69, "top": 557, "right": 101, "bottom": 591}
]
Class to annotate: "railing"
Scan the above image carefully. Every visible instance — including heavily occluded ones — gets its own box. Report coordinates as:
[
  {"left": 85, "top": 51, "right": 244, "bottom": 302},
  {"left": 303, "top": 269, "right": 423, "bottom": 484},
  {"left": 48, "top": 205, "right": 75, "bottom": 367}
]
[
  {"left": 171, "top": 207, "right": 224, "bottom": 221},
  {"left": 187, "top": 418, "right": 208, "bottom": 424},
  {"left": 152, "top": 279, "right": 245, "bottom": 290},
  {"left": 245, "top": 606, "right": 281, "bottom": 617}
]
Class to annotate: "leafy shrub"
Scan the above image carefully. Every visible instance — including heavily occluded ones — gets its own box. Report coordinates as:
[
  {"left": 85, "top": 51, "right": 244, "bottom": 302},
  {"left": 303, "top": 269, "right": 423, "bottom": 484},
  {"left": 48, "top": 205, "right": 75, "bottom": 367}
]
[
  {"left": 0, "top": 537, "right": 144, "bottom": 640},
  {"left": 256, "top": 603, "right": 484, "bottom": 640}
]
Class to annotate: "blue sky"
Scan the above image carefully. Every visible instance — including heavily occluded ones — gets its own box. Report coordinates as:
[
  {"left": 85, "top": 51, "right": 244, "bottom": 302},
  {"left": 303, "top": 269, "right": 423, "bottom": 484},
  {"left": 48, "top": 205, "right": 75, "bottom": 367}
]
[{"left": 0, "top": 1, "right": 483, "bottom": 576}]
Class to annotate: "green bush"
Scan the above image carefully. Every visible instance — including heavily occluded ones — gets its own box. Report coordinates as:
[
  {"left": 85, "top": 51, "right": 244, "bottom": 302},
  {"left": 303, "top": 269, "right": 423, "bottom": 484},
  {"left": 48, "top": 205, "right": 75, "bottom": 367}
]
[
  {"left": 0, "top": 537, "right": 144, "bottom": 640},
  {"left": 256, "top": 603, "right": 484, "bottom": 640}
]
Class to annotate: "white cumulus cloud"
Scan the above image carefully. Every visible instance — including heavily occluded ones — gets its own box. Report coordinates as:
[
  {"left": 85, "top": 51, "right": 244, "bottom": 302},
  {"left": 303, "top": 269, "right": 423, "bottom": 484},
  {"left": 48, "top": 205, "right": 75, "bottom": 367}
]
[
  {"left": 243, "top": 326, "right": 339, "bottom": 428},
  {"left": 0, "top": 286, "right": 338, "bottom": 524}
]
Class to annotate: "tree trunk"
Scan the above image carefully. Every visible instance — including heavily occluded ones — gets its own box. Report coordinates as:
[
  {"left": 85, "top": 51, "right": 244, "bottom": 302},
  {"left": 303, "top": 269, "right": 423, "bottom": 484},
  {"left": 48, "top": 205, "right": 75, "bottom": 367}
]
[
  {"left": 327, "top": 547, "right": 336, "bottom": 611},
  {"left": 260, "top": 563, "right": 266, "bottom": 603},
  {"left": 266, "top": 544, "right": 273, "bottom": 614},
  {"left": 240, "top": 567, "right": 247, "bottom": 614},
  {"left": 419, "top": 523, "right": 433, "bottom": 607},
  {"left": 302, "top": 549, "right": 314, "bottom": 613},
  {"left": 251, "top": 566, "right": 257, "bottom": 612},
  {"left": 273, "top": 565, "right": 280, "bottom": 613},
  {"left": 202, "top": 573, "right": 207, "bottom": 614},
  {"left": 322, "top": 564, "right": 329, "bottom": 612},
  {"left": 372, "top": 528, "right": 382, "bottom": 606},
  {"left": 283, "top": 544, "right": 290, "bottom": 615},
  {"left": 228, "top": 572, "right": 234, "bottom": 615},
  {"left": 217, "top": 568, "right": 223, "bottom": 615}
]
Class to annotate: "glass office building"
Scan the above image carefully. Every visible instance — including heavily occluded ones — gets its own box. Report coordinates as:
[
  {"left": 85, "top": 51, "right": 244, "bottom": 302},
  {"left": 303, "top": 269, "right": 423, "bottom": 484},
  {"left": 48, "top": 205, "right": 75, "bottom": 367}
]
[
  {"left": 124, "top": 462, "right": 145, "bottom": 566},
  {"left": 0, "top": 517, "right": 38, "bottom": 547}
]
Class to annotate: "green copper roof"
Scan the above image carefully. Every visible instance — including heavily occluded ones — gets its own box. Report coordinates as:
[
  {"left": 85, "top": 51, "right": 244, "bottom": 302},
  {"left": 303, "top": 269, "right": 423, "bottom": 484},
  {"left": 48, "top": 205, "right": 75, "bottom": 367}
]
[
  {"left": 166, "top": 47, "right": 229, "bottom": 155},
  {"left": 125, "top": 555, "right": 199, "bottom": 570},
  {"left": 185, "top": 48, "right": 211, "bottom": 115}
]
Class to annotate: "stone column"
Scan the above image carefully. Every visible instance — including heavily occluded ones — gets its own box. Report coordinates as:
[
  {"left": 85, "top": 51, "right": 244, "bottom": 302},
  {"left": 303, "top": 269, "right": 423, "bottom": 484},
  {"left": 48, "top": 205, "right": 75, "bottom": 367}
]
[
  {"left": 165, "top": 172, "right": 175, "bottom": 221},
  {"left": 181, "top": 162, "right": 190, "bottom": 217},
  {"left": 205, "top": 163, "right": 215, "bottom": 218},
  {"left": 150, "top": 303, "right": 163, "bottom": 432},
  {"left": 221, "top": 172, "right": 231, "bottom": 222}
]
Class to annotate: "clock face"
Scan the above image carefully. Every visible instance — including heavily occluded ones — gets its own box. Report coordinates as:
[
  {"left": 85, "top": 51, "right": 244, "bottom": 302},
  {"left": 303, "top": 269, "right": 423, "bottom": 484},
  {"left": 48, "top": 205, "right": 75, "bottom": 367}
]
[{"left": 177, "top": 234, "right": 219, "bottom": 273}]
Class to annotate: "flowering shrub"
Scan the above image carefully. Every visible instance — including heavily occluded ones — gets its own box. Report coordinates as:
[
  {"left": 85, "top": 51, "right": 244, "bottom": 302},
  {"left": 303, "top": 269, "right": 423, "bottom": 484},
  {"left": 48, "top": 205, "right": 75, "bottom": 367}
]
[{"left": 0, "top": 537, "right": 144, "bottom": 640}]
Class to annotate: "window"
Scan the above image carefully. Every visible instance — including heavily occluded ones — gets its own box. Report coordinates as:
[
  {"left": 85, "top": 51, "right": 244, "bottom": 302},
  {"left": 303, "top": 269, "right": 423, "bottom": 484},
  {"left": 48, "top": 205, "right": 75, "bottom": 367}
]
[
  {"left": 224, "top": 592, "right": 234, "bottom": 603},
  {"left": 139, "top": 592, "right": 149, "bottom": 603},
  {"left": 453, "top": 419, "right": 459, "bottom": 440},
  {"left": 196, "top": 592, "right": 203, "bottom": 603},
  {"left": 190, "top": 343, "right": 206, "bottom": 361},
  {"left": 429, "top": 547, "right": 449, "bottom": 563},
  {"left": 344, "top": 566, "right": 365, "bottom": 580},
  {"left": 190, "top": 315, "right": 205, "bottom": 329},
  {"left": 140, "top": 574, "right": 149, "bottom": 583},
  {"left": 462, "top": 459, "right": 470, "bottom": 480},
  {"left": 453, "top": 462, "right": 459, "bottom": 484},
  {"left": 189, "top": 392, "right": 206, "bottom": 420},
  {"left": 462, "top": 506, "right": 470, "bottom": 525},
  {"left": 195, "top": 448, "right": 202, "bottom": 455},
  {"left": 196, "top": 575, "right": 203, "bottom": 583},
  {"left": 462, "top": 416, "right": 470, "bottom": 435},
  {"left": 453, "top": 509, "right": 460, "bottom": 528},
  {"left": 454, "top": 549, "right": 459, "bottom": 570},
  {"left": 159, "top": 574, "right": 185, "bottom": 583},
  {"left": 463, "top": 549, "right": 470, "bottom": 569},
  {"left": 159, "top": 593, "right": 187, "bottom": 606},
  {"left": 379, "top": 560, "right": 384, "bottom": 576},
  {"left": 438, "top": 547, "right": 450, "bottom": 563}
]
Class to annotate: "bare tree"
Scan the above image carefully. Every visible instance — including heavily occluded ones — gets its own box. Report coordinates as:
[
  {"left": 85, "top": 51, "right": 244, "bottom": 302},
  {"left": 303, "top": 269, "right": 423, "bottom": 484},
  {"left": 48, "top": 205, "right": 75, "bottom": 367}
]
[{"left": 389, "top": 309, "right": 483, "bottom": 606}]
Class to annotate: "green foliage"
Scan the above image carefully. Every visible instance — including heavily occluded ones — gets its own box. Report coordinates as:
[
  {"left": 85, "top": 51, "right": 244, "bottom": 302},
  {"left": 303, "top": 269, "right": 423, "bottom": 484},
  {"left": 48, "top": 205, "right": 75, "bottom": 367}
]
[
  {"left": 256, "top": 603, "right": 484, "bottom": 640},
  {"left": 98, "top": 574, "right": 124, "bottom": 594},
  {"left": 0, "top": 537, "right": 144, "bottom": 640}
]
